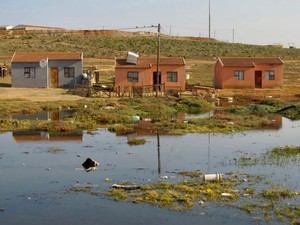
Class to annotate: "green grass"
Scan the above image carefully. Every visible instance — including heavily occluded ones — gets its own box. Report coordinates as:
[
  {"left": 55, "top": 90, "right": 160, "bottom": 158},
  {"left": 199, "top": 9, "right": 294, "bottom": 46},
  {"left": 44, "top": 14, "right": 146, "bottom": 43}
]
[{"left": 2, "top": 32, "right": 300, "bottom": 63}]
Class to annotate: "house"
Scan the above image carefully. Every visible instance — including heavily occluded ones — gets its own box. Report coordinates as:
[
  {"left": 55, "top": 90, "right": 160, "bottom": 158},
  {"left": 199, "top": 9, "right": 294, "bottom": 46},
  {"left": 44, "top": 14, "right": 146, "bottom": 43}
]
[
  {"left": 115, "top": 52, "right": 186, "bottom": 92},
  {"left": 12, "top": 24, "right": 65, "bottom": 31},
  {"left": 214, "top": 57, "right": 284, "bottom": 89},
  {"left": 11, "top": 52, "right": 83, "bottom": 88},
  {"left": 0, "top": 25, "right": 13, "bottom": 30}
]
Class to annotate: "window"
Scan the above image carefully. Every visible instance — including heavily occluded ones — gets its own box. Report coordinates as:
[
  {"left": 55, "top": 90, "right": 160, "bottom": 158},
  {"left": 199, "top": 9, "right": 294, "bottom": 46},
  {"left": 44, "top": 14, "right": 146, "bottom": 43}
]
[
  {"left": 167, "top": 72, "right": 178, "bottom": 82},
  {"left": 127, "top": 71, "right": 138, "bottom": 82},
  {"left": 24, "top": 67, "right": 36, "bottom": 78},
  {"left": 234, "top": 70, "right": 244, "bottom": 80},
  {"left": 64, "top": 67, "right": 75, "bottom": 78},
  {"left": 266, "top": 70, "right": 275, "bottom": 80}
]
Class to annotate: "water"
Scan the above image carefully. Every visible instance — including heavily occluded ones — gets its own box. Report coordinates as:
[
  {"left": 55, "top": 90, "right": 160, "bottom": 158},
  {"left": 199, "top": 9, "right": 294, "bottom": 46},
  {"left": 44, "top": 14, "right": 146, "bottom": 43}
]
[{"left": 1, "top": 117, "right": 300, "bottom": 225}]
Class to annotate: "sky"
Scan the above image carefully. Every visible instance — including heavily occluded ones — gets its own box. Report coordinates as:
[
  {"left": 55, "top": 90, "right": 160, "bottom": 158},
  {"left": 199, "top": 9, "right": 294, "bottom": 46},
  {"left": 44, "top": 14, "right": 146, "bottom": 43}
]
[{"left": 1, "top": 0, "right": 300, "bottom": 47}]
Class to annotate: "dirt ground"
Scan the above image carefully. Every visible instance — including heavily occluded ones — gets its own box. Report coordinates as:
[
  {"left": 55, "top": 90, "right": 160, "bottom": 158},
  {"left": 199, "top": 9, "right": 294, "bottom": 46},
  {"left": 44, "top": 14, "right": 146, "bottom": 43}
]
[
  {"left": 1, "top": 75, "right": 299, "bottom": 102},
  {"left": 0, "top": 76, "right": 84, "bottom": 101}
]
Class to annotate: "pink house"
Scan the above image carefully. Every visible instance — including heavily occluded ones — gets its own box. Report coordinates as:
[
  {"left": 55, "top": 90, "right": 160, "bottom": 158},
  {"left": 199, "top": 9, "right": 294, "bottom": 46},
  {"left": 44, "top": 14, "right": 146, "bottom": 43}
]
[
  {"left": 214, "top": 57, "right": 284, "bottom": 89},
  {"left": 115, "top": 53, "right": 186, "bottom": 91}
]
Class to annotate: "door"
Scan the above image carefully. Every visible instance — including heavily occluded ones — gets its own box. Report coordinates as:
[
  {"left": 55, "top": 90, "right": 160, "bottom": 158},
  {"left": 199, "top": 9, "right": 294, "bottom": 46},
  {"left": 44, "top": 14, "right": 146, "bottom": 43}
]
[
  {"left": 255, "top": 71, "right": 262, "bottom": 88},
  {"left": 50, "top": 67, "right": 59, "bottom": 88},
  {"left": 153, "top": 72, "right": 161, "bottom": 91}
]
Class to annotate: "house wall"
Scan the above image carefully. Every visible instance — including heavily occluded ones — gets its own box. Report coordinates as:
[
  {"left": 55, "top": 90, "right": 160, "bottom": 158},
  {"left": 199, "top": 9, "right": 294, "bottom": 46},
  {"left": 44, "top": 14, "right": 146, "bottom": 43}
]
[
  {"left": 11, "top": 62, "right": 48, "bottom": 88},
  {"left": 48, "top": 60, "right": 83, "bottom": 88},
  {"left": 214, "top": 61, "right": 283, "bottom": 89},
  {"left": 11, "top": 60, "right": 83, "bottom": 88},
  {"left": 115, "top": 64, "right": 186, "bottom": 90},
  {"left": 115, "top": 67, "right": 151, "bottom": 87},
  {"left": 258, "top": 64, "right": 283, "bottom": 88},
  {"left": 152, "top": 64, "right": 186, "bottom": 90}
]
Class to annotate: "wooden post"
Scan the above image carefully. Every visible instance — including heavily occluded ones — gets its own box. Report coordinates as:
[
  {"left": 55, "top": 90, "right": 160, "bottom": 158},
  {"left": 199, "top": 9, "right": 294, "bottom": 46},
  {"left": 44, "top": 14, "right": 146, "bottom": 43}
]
[{"left": 156, "top": 23, "right": 161, "bottom": 97}]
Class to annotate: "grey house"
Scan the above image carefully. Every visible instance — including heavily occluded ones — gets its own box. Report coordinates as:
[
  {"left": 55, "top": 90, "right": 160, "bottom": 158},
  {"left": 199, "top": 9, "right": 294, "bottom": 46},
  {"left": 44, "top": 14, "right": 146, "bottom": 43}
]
[{"left": 11, "top": 52, "right": 83, "bottom": 88}]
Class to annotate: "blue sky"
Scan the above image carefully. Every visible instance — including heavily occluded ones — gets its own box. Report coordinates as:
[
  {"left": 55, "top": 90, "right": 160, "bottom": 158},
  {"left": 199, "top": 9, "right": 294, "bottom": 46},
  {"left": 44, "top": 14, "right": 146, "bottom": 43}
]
[{"left": 1, "top": 0, "right": 300, "bottom": 47}]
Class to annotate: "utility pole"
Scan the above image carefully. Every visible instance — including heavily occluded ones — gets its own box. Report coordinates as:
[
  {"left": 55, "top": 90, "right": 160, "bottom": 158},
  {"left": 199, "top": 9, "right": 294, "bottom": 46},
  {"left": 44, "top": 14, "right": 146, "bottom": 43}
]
[
  {"left": 156, "top": 23, "right": 161, "bottom": 97},
  {"left": 209, "top": 0, "right": 211, "bottom": 39},
  {"left": 232, "top": 29, "right": 235, "bottom": 43}
]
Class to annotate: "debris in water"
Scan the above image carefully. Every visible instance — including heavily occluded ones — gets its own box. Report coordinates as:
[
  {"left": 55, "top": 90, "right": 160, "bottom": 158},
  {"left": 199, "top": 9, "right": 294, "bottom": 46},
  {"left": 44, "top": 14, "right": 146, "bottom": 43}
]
[
  {"left": 104, "top": 178, "right": 112, "bottom": 182},
  {"left": 111, "top": 183, "right": 141, "bottom": 190},
  {"left": 82, "top": 158, "right": 99, "bottom": 172}
]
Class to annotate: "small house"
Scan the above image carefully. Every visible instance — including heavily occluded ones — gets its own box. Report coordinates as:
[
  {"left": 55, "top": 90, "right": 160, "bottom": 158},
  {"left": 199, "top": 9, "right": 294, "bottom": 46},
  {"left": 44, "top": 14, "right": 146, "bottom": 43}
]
[
  {"left": 214, "top": 57, "right": 284, "bottom": 89},
  {"left": 11, "top": 52, "right": 83, "bottom": 88},
  {"left": 12, "top": 24, "right": 65, "bottom": 31},
  {"left": 0, "top": 25, "right": 13, "bottom": 30},
  {"left": 115, "top": 53, "right": 186, "bottom": 92}
]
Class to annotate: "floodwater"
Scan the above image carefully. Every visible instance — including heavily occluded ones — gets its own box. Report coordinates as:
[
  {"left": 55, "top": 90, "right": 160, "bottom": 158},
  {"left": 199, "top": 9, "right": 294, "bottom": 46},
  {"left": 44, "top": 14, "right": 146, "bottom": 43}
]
[{"left": 1, "top": 117, "right": 300, "bottom": 225}]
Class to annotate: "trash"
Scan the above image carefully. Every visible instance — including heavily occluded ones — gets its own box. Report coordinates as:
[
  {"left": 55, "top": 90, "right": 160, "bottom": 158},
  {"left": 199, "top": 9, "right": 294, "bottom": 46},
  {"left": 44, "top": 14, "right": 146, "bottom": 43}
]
[
  {"left": 228, "top": 122, "right": 235, "bottom": 125},
  {"left": 0, "top": 208, "right": 5, "bottom": 212},
  {"left": 132, "top": 116, "right": 140, "bottom": 122},
  {"left": 82, "top": 158, "right": 99, "bottom": 172},
  {"left": 141, "top": 118, "right": 152, "bottom": 122},
  {"left": 203, "top": 173, "right": 223, "bottom": 181},
  {"left": 127, "top": 152, "right": 134, "bottom": 155},
  {"left": 221, "top": 193, "right": 233, "bottom": 197},
  {"left": 220, "top": 97, "right": 233, "bottom": 103},
  {"left": 45, "top": 167, "right": 51, "bottom": 170},
  {"left": 111, "top": 183, "right": 141, "bottom": 190},
  {"left": 160, "top": 176, "right": 169, "bottom": 179},
  {"left": 199, "top": 200, "right": 205, "bottom": 205},
  {"left": 104, "top": 178, "right": 112, "bottom": 182}
]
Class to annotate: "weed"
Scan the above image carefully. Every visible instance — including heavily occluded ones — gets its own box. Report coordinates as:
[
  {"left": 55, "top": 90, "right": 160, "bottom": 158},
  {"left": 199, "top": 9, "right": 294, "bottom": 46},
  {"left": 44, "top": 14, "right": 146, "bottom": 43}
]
[
  {"left": 127, "top": 138, "right": 147, "bottom": 146},
  {"left": 262, "top": 186, "right": 298, "bottom": 200},
  {"left": 48, "top": 147, "right": 65, "bottom": 154}
]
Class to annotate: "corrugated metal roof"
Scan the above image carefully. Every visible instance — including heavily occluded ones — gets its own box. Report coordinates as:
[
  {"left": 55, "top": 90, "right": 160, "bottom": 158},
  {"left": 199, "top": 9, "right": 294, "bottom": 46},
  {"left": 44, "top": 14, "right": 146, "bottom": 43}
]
[
  {"left": 12, "top": 24, "right": 65, "bottom": 30},
  {"left": 116, "top": 57, "right": 185, "bottom": 68},
  {"left": 218, "top": 57, "right": 284, "bottom": 67},
  {"left": 11, "top": 52, "right": 83, "bottom": 63}
]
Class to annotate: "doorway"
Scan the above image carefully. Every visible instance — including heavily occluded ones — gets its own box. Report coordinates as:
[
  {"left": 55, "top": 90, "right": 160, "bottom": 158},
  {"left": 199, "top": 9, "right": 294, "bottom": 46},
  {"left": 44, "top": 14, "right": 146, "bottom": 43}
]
[
  {"left": 153, "top": 72, "right": 161, "bottom": 91},
  {"left": 50, "top": 67, "right": 59, "bottom": 88},
  {"left": 255, "top": 71, "right": 262, "bottom": 88}
]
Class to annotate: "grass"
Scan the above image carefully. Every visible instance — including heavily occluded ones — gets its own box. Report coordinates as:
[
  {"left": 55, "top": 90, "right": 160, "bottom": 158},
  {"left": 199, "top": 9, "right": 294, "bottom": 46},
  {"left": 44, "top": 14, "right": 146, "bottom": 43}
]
[
  {"left": 107, "top": 178, "right": 239, "bottom": 211},
  {"left": 2, "top": 97, "right": 299, "bottom": 134},
  {"left": 234, "top": 145, "right": 300, "bottom": 167},
  {"left": 127, "top": 138, "right": 147, "bottom": 145},
  {"left": 271, "top": 145, "right": 300, "bottom": 157},
  {"left": 2, "top": 32, "right": 300, "bottom": 63},
  {"left": 262, "top": 186, "right": 298, "bottom": 200},
  {"left": 61, "top": 167, "right": 300, "bottom": 224},
  {"left": 48, "top": 147, "right": 65, "bottom": 154}
]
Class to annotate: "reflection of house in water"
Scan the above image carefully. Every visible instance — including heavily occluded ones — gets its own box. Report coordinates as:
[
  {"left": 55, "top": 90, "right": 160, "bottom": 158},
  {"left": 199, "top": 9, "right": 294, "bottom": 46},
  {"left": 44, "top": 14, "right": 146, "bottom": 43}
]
[
  {"left": 12, "top": 110, "right": 76, "bottom": 121},
  {"left": 268, "top": 114, "right": 282, "bottom": 129},
  {"left": 13, "top": 130, "right": 83, "bottom": 142}
]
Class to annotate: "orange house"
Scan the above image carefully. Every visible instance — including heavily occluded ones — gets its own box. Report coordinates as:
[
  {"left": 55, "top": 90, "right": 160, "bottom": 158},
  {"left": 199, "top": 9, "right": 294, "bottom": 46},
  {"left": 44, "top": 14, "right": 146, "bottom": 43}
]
[
  {"left": 214, "top": 57, "right": 284, "bottom": 89},
  {"left": 115, "top": 53, "right": 186, "bottom": 91}
]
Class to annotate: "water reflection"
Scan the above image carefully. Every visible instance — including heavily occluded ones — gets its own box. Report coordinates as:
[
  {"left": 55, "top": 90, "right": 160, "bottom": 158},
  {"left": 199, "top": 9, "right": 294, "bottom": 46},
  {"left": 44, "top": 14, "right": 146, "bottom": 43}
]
[
  {"left": 1, "top": 117, "right": 300, "bottom": 225},
  {"left": 10, "top": 109, "right": 76, "bottom": 121},
  {"left": 13, "top": 130, "right": 83, "bottom": 142}
]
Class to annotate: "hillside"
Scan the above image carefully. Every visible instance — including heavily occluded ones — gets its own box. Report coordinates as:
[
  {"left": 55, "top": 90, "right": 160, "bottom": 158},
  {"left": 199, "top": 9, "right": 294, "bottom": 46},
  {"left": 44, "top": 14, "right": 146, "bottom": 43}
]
[{"left": 1, "top": 30, "right": 300, "bottom": 62}]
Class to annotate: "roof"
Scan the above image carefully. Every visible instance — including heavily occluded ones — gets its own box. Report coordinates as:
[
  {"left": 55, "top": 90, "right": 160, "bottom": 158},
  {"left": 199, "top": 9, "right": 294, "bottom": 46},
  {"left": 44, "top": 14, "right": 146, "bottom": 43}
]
[
  {"left": 218, "top": 57, "right": 284, "bottom": 67},
  {"left": 116, "top": 57, "right": 186, "bottom": 68},
  {"left": 0, "top": 25, "right": 13, "bottom": 30},
  {"left": 11, "top": 52, "right": 83, "bottom": 63},
  {"left": 12, "top": 24, "right": 65, "bottom": 30}
]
